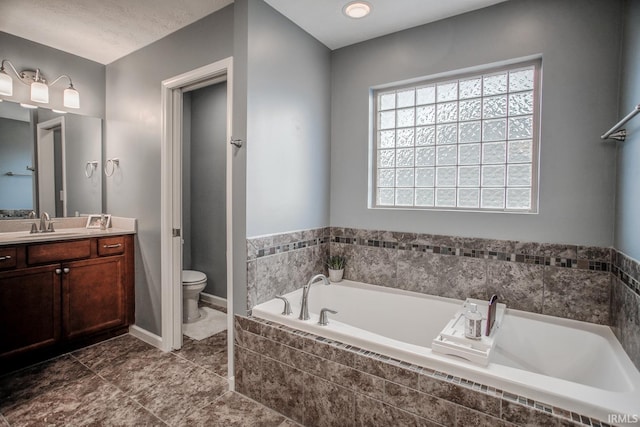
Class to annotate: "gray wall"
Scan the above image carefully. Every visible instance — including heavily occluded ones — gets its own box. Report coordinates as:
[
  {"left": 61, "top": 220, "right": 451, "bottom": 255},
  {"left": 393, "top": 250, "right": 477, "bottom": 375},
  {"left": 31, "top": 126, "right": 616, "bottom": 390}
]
[
  {"left": 614, "top": 0, "right": 640, "bottom": 260},
  {"left": 105, "top": 6, "right": 234, "bottom": 335},
  {"left": 330, "top": 0, "right": 620, "bottom": 247},
  {"left": 0, "top": 32, "right": 105, "bottom": 118},
  {"left": 232, "top": 0, "right": 249, "bottom": 316},
  {"left": 186, "top": 82, "right": 228, "bottom": 298},
  {"left": 182, "top": 93, "right": 192, "bottom": 269},
  {"left": 245, "top": 0, "right": 331, "bottom": 237},
  {"left": 0, "top": 117, "right": 33, "bottom": 209},
  {"left": 64, "top": 114, "right": 102, "bottom": 215}
]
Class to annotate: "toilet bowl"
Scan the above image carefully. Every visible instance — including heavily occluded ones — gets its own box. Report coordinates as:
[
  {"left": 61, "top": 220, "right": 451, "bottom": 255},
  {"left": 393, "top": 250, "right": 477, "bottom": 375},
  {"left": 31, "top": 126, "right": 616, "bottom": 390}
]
[{"left": 182, "top": 270, "right": 207, "bottom": 323}]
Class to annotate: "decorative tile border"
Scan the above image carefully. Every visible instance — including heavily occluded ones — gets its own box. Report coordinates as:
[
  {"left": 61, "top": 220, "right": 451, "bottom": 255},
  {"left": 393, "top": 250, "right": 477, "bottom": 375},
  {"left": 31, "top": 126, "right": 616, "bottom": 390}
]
[
  {"left": 247, "top": 227, "right": 330, "bottom": 260},
  {"left": 613, "top": 251, "right": 640, "bottom": 298},
  {"left": 249, "top": 226, "right": 612, "bottom": 270},
  {"left": 237, "top": 315, "right": 613, "bottom": 427},
  {"left": 331, "top": 228, "right": 611, "bottom": 272},
  {"left": 254, "top": 236, "right": 330, "bottom": 258}
]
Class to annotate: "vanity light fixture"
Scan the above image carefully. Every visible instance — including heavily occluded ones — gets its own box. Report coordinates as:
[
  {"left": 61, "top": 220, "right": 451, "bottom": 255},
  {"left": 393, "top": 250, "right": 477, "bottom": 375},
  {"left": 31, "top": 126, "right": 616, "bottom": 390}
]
[
  {"left": 343, "top": 1, "right": 372, "bottom": 19},
  {"left": 0, "top": 59, "right": 80, "bottom": 109}
]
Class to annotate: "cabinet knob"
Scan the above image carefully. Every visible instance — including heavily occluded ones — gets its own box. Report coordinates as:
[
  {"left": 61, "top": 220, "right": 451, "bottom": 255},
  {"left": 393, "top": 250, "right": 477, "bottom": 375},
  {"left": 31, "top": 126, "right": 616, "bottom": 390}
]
[
  {"left": 55, "top": 268, "right": 62, "bottom": 275},
  {"left": 63, "top": 268, "right": 70, "bottom": 274},
  {"left": 0, "top": 255, "right": 11, "bottom": 261},
  {"left": 103, "top": 243, "right": 122, "bottom": 249}
]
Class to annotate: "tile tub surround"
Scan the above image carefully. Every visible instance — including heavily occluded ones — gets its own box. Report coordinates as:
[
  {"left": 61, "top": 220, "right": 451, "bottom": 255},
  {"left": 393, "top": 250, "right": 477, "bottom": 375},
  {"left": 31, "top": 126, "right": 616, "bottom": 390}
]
[
  {"left": 246, "top": 226, "right": 640, "bottom": 372},
  {"left": 247, "top": 227, "right": 330, "bottom": 309},
  {"left": 330, "top": 227, "right": 612, "bottom": 325},
  {"left": 234, "top": 315, "right": 614, "bottom": 427},
  {"left": 611, "top": 251, "right": 640, "bottom": 370}
]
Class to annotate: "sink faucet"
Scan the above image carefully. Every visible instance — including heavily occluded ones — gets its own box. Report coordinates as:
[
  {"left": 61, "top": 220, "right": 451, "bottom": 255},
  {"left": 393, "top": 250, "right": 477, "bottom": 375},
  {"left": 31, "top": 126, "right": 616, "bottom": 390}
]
[
  {"left": 299, "top": 274, "right": 330, "bottom": 320},
  {"left": 40, "top": 212, "right": 50, "bottom": 232}
]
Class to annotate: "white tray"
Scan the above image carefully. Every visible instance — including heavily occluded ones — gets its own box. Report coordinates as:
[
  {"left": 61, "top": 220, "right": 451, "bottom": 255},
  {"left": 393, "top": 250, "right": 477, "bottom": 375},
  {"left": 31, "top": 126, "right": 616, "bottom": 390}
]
[{"left": 431, "top": 298, "right": 505, "bottom": 366}]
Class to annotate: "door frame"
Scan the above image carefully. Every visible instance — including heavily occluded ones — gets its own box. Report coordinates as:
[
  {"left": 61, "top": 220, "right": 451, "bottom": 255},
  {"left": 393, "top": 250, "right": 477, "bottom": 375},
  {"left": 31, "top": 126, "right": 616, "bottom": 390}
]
[
  {"left": 160, "top": 57, "right": 234, "bottom": 384},
  {"left": 37, "top": 117, "right": 66, "bottom": 217}
]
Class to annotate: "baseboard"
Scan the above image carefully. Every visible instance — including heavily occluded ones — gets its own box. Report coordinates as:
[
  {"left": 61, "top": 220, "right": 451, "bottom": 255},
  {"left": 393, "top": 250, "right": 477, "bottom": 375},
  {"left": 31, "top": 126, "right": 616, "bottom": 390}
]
[
  {"left": 129, "top": 325, "right": 163, "bottom": 350},
  {"left": 201, "top": 292, "right": 227, "bottom": 308}
]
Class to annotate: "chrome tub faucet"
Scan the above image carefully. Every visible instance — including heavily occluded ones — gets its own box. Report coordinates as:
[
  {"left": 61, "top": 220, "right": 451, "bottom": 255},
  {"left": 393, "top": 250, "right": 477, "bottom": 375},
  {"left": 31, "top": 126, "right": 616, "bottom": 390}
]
[{"left": 299, "top": 274, "right": 330, "bottom": 320}]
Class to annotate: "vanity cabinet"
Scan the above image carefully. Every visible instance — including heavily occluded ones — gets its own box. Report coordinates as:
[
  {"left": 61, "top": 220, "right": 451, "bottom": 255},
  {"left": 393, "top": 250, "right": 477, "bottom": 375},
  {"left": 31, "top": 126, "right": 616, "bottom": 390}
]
[
  {"left": 0, "top": 265, "right": 61, "bottom": 358},
  {"left": 0, "top": 234, "right": 134, "bottom": 370}
]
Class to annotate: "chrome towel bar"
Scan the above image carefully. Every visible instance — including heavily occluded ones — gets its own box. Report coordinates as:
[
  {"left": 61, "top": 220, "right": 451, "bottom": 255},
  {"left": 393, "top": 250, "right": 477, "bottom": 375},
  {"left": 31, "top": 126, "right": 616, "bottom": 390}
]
[{"left": 601, "top": 104, "right": 640, "bottom": 141}]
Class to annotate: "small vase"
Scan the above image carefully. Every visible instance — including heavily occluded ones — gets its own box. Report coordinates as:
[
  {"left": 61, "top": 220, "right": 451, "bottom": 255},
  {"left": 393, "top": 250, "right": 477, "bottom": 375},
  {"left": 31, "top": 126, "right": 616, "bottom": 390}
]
[{"left": 328, "top": 268, "right": 344, "bottom": 283}]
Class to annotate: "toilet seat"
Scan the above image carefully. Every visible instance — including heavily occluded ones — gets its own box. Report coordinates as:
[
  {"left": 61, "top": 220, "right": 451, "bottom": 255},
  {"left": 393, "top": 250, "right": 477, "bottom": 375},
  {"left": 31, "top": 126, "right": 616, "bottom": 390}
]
[
  {"left": 182, "top": 270, "right": 206, "bottom": 285},
  {"left": 181, "top": 270, "right": 207, "bottom": 324}
]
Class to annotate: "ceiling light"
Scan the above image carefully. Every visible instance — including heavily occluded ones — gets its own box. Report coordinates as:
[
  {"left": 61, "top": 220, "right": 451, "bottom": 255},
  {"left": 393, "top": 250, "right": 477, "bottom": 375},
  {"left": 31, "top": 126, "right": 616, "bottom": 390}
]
[
  {"left": 0, "top": 59, "right": 80, "bottom": 109},
  {"left": 343, "top": 1, "right": 371, "bottom": 19}
]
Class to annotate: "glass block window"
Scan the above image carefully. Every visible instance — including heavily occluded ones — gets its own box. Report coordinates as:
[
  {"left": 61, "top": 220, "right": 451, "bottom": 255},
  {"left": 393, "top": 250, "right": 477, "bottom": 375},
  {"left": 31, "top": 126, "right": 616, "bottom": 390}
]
[{"left": 373, "top": 61, "right": 540, "bottom": 212}]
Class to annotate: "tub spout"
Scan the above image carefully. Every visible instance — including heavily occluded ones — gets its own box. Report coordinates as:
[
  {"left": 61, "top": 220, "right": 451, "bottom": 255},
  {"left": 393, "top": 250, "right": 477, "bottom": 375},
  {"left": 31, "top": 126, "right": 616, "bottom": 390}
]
[{"left": 299, "top": 274, "right": 330, "bottom": 320}]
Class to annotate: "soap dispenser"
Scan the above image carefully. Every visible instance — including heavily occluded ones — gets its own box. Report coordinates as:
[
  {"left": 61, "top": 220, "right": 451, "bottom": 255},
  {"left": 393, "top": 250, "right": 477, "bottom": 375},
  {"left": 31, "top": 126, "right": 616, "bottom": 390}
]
[{"left": 464, "top": 303, "right": 482, "bottom": 340}]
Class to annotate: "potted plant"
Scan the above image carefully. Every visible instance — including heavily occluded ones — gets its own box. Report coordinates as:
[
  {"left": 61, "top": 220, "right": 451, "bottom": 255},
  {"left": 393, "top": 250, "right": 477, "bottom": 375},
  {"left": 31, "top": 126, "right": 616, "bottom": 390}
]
[{"left": 326, "top": 255, "right": 346, "bottom": 283}]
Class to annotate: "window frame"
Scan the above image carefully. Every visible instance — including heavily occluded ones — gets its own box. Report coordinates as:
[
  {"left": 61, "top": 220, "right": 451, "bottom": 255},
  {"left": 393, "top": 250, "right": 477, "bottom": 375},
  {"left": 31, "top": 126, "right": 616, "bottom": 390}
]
[{"left": 370, "top": 58, "right": 542, "bottom": 213}]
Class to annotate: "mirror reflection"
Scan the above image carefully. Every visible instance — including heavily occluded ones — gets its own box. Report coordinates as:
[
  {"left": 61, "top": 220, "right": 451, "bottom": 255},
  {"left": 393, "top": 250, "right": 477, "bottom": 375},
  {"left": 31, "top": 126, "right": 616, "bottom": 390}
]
[{"left": 0, "top": 100, "right": 102, "bottom": 219}]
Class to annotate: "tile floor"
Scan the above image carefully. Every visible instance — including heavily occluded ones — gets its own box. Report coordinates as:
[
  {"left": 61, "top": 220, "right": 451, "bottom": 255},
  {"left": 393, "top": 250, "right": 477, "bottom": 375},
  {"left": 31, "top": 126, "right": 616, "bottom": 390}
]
[{"left": 0, "top": 327, "right": 297, "bottom": 426}]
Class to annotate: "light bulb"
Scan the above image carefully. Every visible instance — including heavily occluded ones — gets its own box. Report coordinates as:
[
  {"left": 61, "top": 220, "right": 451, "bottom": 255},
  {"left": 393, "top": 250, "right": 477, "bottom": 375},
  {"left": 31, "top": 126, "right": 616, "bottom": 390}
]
[
  {"left": 31, "top": 81, "right": 49, "bottom": 103},
  {"left": 0, "top": 71, "right": 13, "bottom": 96},
  {"left": 64, "top": 86, "right": 80, "bottom": 109}
]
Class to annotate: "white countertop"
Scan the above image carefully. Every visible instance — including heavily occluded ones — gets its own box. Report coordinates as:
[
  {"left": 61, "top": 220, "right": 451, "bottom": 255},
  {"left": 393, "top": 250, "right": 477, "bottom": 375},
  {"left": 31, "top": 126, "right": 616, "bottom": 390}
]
[{"left": 0, "top": 217, "right": 136, "bottom": 246}]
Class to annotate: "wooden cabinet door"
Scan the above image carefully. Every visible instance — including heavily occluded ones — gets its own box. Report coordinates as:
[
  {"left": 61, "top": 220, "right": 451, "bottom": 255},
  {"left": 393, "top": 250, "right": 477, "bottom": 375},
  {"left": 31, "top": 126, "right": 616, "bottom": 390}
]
[
  {"left": 0, "top": 265, "right": 61, "bottom": 358},
  {"left": 62, "top": 256, "right": 126, "bottom": 340}
]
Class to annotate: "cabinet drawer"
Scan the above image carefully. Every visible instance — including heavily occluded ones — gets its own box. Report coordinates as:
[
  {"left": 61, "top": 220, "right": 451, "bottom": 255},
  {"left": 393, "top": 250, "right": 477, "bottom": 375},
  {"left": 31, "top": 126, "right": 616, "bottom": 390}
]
[
  {"left": 27, "top": 240, "right": 91, "bottom": 265},
  {"left": 0, "top": 247, "right": 17, "bottom": 270},
  {"left": 98, "top": 237, "right": 126, "bottom": 257}
]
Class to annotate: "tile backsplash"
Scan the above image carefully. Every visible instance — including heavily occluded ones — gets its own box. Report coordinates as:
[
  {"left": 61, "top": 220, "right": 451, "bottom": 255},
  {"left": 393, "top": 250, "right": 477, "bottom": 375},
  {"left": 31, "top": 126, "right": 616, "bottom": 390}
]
[
  {"left": 330, "top": 227, "right": 611, "bottom": 325},
  {"left": 246, "top": 226, "right": 640, "bottom": 368},
  {"left": 611, "top": 250, "right": 640, "bottom": 369},
  {"left": 246, "top": 227, "right": 329, "bottom": 309}
]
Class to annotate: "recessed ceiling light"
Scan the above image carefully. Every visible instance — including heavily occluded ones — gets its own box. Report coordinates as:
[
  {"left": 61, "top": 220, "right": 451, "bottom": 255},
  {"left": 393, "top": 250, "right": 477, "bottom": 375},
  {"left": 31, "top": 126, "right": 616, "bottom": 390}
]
[{"left": 343, "top": 1, "right": 372, "bottom": 19}]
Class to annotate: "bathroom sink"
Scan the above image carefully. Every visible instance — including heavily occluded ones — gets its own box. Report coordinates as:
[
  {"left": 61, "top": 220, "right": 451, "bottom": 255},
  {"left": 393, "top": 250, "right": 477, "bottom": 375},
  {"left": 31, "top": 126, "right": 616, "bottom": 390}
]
[
  {"left": 15, "top": 232, "right": 77, "bottom": 239},
  {"left": 0, "top": 229, "right": 89, "bottom": 244}
]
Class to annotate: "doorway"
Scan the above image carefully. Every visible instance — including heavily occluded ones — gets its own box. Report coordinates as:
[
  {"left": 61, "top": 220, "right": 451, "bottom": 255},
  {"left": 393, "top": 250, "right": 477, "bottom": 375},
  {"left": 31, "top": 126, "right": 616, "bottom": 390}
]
[
  {"left": 37, "top": 117, "right": 66, "bottom": 217},
  {"left": 160, "top": 58, "right": 234, "bottom": 387}
]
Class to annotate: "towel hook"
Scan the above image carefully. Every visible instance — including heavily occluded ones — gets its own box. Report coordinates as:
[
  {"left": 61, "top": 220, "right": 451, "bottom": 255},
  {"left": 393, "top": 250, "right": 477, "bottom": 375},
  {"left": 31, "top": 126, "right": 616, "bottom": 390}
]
[
  {"left": 85, "top": 161, "right": 98, "bottom": 178},
  {"left": 104, "top": 158, "right": 120, "bottom": 177}
]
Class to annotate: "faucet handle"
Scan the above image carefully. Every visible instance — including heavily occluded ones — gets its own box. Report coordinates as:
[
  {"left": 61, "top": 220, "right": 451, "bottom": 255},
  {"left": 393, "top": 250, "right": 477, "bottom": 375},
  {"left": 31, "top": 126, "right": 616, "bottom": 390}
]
[
  {"left": 30, "top": 222, "right": 39, "bottom": 234},
  {"left": 275, "top": 295, "right": 293, "bottom": 315},
  {"left": 47, "top": 222, "right": 55, "bottom": 232},
  {"left": 318, "top": 308, "right": 338, "bottom": 326}
]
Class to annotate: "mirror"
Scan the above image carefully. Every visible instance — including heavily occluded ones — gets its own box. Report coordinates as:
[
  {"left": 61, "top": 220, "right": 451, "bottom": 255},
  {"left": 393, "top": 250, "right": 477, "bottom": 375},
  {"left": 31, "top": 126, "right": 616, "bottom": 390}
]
[{"left": 0, "top": 100, "right": 102, "bottom": 219}]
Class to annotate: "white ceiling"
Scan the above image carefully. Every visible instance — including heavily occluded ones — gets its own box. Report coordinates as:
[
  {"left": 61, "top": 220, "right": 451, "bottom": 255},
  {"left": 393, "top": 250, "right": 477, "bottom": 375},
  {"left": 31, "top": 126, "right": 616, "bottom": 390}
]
[
  {"left": 0, "top": 0, "right": 508, "bottom": 64},
  {"left": 0, "top": 0, "right": 233, "bottom": 64},
  {"left": 265, "top": 0, "right": 509, "bottom": 50}
]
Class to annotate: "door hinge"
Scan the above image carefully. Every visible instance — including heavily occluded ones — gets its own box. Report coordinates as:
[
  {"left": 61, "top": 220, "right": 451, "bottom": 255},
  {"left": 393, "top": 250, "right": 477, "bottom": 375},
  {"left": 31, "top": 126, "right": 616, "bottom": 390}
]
[{"left": 172, "top": 228, "right": 181, "bottom": 237}]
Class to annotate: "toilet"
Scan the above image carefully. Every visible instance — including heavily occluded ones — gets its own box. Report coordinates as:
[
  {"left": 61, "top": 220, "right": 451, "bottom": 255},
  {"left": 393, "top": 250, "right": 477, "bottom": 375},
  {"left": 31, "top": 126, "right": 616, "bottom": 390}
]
[{"left": 182, "top": 270, "right": 207, "bottom": 323}]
